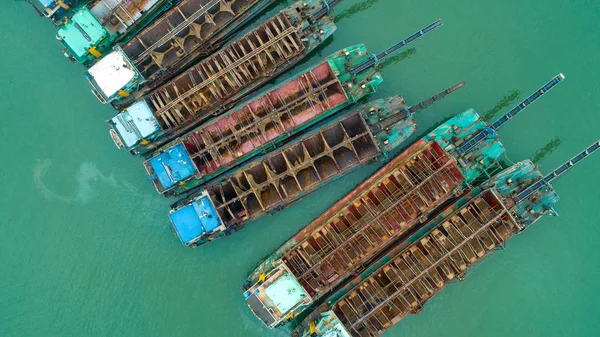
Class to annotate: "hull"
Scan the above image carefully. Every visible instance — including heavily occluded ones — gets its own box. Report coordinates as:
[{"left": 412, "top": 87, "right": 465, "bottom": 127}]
[
  {"left": 169, "top": 96, "right": 418, "bottom": 246},
  {"left": 57, "top": 0, "right": 173, "bottom": 65},
  {"left": 243, "top": 140, "right": 465, "bottom": 326},
  {"left": 294, "top": 160, "right": 559, "bottom": 337},
  {"left": 108, "top": 0, "right": 337, "bottom": 153},
  {"left": 142, "top": 44, "right": 383, "bottom": 196},
  {"left": 89, "top": 0, "right": 277, "bottom": 104}
]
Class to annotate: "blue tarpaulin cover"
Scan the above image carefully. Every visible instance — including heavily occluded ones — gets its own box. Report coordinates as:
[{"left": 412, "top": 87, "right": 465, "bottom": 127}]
[
  {"left": 149, "top": 144, "right": 196, "bottom": 190},
  {"left": 169, "top": 195, "right": 222, "bottom": 244}
]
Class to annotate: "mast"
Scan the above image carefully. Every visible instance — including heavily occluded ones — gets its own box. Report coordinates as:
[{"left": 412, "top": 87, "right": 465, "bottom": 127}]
[
  {"left": 458, "top": 74, "right": 565, "bottom": 154},
  {"left": 350, "top": 20, "right": 442, "bottom": 76},
  {"left": 514, "top": 140, "right": 600, "bottom": 203}
]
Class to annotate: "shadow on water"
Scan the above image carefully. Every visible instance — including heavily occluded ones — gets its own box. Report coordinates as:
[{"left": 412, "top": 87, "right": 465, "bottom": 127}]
[
  {"left": 531, "top": 136, "right": 563, "bottom": 163},
  {"left": 482, "top": 90, "right": 521, "bottom": 121},
  {"left": 334, "top": 0, "right": 379, "bottom": 23},
  {"left": 379, "top": 47, "right": 417, "bottom": 71}
]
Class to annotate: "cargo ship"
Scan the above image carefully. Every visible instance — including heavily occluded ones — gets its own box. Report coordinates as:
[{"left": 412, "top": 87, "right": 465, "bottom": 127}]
[
  {"left": 140, "top": 21, "right": 443, "bottom": 197},
  {"left": 241, "top": 74, "right": 564, "bottom": 328},
  {"left": 167, "top": 82, "right": 465, "bottom": 247},
  {"left": 169, "top": 82, "right": 464, "bottom": 247},
  {"left": 292, "top": 140, "right": 599, "bottom": 337},
  {"left": 107, "top": 1, "right": 356, "bottom": 155},
  {"left": 28, "top": 0, "right": 88, "bottom": 24},
  {"left": 87, "top": 0, "right": 279, "bottom": 105},
  {"left": 56, "top": 0, "right": 175, "bottom": 65}
]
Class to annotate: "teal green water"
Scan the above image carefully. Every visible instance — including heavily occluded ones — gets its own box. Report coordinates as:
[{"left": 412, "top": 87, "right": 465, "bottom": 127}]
[{"left": 2, "top": 1, "right": 599, "bottom": 336}]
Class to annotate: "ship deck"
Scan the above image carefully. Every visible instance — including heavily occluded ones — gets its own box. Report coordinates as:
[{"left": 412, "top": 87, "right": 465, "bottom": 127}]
[
  {"left": 90, "top": 0, "right": 161, "bottom": 35},
  {"left": 281, "top": 141, "right": 465, "bottom": 299},
  {"left": 334, "top": 189, "right": 519, "bottom": 337},
  {"left": 142, "top": 12, "right": 305, "bottom": 129},
  {"left": 123, "top": 0, "right": 273, "bottom": 80},
  {"left": 205, "top": 111, "right": 382, "bottom": 226},
  {"left": 178, "top": 61, "right": 347, "bottom": 180}
]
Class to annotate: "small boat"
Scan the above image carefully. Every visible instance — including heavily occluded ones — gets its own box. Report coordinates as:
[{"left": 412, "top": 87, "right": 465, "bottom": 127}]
[
  {"left": 86, "top": 0, "right": 280, "bottom": 105},
  {"left": 293, "top": 140, "right": 599, "bottom": 337},
  {"left": 241, "top": 74, "right": 564, "bottom": 328},
  {"left": 167, "top": 82, "right": 466, "bottom": 247}
]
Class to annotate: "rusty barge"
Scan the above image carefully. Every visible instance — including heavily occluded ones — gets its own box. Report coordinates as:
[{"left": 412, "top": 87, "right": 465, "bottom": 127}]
[
  {"left": 87, "top": 0, "right": 280, "bottom": 105},
  {"left": 293, "top": 140, "right": 599, "bottom": 337},
  {"left": 167, "top": 82, "right": 465, "bottom": 247},
  {"left": 140, "top": 21, "right": 443, "bottom": 197},
  {"left": 241, "top": 74, "right": 564, "bottom": 328},
  {"left": 108, "top": 0, "right": 344, "bottom": 153}
]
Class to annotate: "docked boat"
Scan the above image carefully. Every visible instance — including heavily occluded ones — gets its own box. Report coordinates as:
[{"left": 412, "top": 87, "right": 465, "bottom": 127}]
[
  {"left": 292, "top": 140, "right": 599, "bottom": 337},
  {"left": 87, "top": 0, "right": 279, "bottom": 105},
  {"left": 241, "top": 74, "right": 564, "bottom": 328},
  {"left": 167, "top": 82, "right": 465, "bottom": 247},
  {"left": 141, "top": 21, "right": 443, "bottom": 197},
  {"left": 107, "top": 0, "right": 348, "bottom": 154},
  {"left": 28, "top": 0, "right": 89, "bottom": 24},
  {"left": 56, "top": 0, "right": 175, "bottom": 65}
]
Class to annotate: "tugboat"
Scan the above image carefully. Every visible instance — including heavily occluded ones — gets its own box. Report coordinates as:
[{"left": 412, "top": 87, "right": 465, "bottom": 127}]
[
  {"left": 167, "top": 82, "right": 465, "bottom": 247},
  {"left": 292, "top": 140, "right": 599, "bottom": 337},
  {"left": 87, "top": 0, "right": 280, "bottom": 105},
  {"left": 56, "top": 0, "right": 175, "bottom": 65},
  {"left": 241, "top": 74, "right": 564, "bottom": 328},
  {"left": 140, "top": 21, "right": 443, "bottom": 196}
]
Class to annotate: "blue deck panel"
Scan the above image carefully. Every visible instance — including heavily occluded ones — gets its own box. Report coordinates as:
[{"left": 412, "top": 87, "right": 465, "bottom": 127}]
[
  {"left": 170, "top": 205, "right": 204, "bottom": 244},
  {"left": 191, "top": 196, "right": 222, "bottom": 232},
  {"left": 170, "top": 195, "right": 222, "bottom": 244},
  {"left": 149, "top": 144, "right": 196, "bottom": 190}
]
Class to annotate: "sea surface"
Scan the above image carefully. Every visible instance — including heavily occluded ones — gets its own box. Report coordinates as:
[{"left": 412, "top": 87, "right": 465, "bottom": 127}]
[{"left": 1, "top": 1, "right": 599, "bottom": 336}]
